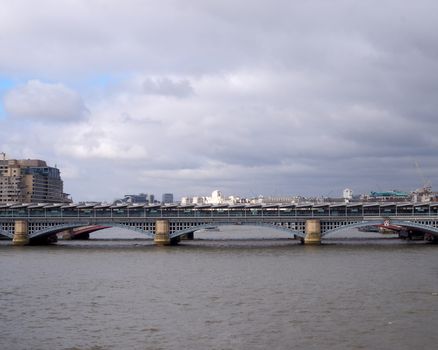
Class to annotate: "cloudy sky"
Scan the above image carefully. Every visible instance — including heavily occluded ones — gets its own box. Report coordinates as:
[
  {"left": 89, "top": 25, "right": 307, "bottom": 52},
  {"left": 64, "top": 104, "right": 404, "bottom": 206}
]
[{"left": 1, "top": 0, "right": 437, "bottom": 202}]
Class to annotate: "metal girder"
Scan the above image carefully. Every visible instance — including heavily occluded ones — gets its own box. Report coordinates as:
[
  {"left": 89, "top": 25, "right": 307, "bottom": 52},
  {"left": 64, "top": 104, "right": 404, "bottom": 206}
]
[
  {"left": 321, "top": 220, "right": 384, "bottom": 236},
  {"left": 29, "top": 222, "right": 155, "bottom": 239}
]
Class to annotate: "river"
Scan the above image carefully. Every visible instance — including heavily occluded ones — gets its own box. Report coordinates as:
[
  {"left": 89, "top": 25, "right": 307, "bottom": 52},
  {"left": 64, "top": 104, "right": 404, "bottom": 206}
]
[{"left": 1, "top": 227, "right": 437, "bottom": 350}]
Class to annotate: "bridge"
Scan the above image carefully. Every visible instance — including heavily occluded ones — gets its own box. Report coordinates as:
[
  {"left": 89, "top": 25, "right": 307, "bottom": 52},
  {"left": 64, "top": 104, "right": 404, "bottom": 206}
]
[{"left": 1, "top": 202, "right": 438, "bottom": 245}]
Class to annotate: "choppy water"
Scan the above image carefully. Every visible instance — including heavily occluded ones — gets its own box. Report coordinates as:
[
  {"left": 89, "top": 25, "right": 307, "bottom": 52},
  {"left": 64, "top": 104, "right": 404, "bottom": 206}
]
[{"left": 1, "top": 227, "right": 437, "bottom": 350}]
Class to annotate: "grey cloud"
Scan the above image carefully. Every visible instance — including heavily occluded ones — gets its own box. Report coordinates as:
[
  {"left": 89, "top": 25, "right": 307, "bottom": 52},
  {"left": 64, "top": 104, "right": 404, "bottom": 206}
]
[
  {"left": 143, "top": 77, "right": 194, "bottom": 98},
  {"left": 120, "top": 112, "right": 162, "bottom": 125},
  {"left": 0, "top": 1, "right": 436, "bottom": 78},
  {"left": 1, "top": 1, "right": 438, "bottom": 201}
]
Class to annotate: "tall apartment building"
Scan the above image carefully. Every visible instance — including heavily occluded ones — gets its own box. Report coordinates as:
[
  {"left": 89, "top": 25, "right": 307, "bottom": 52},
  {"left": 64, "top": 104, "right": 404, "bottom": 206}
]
[{"left": 0, "top": 158, "right": 70, "bottom": 203}]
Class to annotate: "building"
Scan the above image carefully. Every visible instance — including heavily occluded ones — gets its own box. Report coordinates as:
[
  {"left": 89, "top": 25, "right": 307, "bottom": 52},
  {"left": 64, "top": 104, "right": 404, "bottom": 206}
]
[
  {"left": 181, "top": 196, "right": 207, "bottom": 205},
  {"left": 207, "top": 190, "right": 224, "bottom": 204},
  {"left": 181, "top": 190, "right": 249, "bottom": 205},
  {"left": 0, "top": 157, "right": 70, "bottom": 203},
  {"left": 253, "top": 195, "right": 299, "bottom": 204},
  {"left": 367, "top": 190, "right": 410, "bottom": 202},
  {"left": 181, "top": 190, "right": 225, "bottom": 205},
  {"left": 161, "top": 193, "right": 174, "bottom": 204},
  {"left": 114, "top": 193, "right": 156, "bottom": 205}
]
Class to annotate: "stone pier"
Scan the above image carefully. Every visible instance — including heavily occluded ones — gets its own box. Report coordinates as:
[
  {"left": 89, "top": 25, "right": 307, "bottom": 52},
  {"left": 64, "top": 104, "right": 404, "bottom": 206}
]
[
  {"left": 304, "top": 219, "right": 321, "bottom": 245},
  {"left": 12, "top": 220, "right": 29, "bottom": 246},
  {"left": 154, "top": 219, "right": 179, "bottom": 245}
]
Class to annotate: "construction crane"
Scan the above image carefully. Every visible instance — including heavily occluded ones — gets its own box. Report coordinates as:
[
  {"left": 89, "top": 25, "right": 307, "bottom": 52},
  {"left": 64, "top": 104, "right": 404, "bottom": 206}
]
[
  {"left": 413, "top": 160, "right": 432, "bottom": 202},
  {"left": 414, "top": 160, "right": 431, "bottom": 190}
]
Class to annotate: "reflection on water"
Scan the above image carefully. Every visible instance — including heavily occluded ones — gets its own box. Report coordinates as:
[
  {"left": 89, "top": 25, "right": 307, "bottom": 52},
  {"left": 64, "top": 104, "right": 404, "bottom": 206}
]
[{"left": 0, "top": 227, "right": 437, "bottom": 350}]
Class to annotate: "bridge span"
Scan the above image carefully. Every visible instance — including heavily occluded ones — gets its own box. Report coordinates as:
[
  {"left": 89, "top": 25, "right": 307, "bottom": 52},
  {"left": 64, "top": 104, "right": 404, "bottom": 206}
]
[{"left": 1, "top": 202, "right": 438, "bottom": 245}]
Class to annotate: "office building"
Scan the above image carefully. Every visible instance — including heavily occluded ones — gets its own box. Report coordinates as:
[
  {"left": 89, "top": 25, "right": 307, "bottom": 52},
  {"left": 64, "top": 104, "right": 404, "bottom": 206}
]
[{"left": 0, "top": 156, "right": 70, "bottom": 203}]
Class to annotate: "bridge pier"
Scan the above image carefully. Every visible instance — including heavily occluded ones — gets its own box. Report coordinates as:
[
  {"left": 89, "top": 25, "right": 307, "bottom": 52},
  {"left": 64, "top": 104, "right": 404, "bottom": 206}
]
[
  {"left": 154, "top": 220, "right": 179, "bottom": 245},
  {"left": 304, "top": 219, "right": 321, "bottom": 245},
  {"left": 12, "top": 220, "right": 29, "bottom": 246},
  {"left": 181, "top": 232, "right": 194, "bottom": 240}
]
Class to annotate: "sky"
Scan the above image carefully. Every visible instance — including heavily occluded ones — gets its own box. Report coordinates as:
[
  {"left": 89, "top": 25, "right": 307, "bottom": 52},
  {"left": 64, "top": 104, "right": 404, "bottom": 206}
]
[{"left": 1, "top": 0, "right": 437, "bottom": 202}]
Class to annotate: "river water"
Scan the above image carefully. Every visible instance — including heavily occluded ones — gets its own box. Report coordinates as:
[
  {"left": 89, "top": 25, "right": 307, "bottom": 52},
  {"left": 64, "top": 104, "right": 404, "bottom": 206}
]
[{"left": 0, "top": 227, "right": 437, "bottom": 350}]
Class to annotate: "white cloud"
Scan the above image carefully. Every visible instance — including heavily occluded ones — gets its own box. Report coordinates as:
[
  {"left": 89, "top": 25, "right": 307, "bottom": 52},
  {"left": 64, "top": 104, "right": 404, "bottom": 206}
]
[{"left": 3, "top": 80, "right": 87, "bottom": 122}]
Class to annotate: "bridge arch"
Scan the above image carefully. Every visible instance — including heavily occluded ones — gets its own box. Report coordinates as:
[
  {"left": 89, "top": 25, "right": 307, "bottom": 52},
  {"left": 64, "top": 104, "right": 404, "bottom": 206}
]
[
  {"left": 390, "top": 220, "right": 438, "bottom": 236},
  {"left": 322, "top": 220, "right": 384, "bottom": 237},
  {"left": 29, "top": 223, "right": 154, "bottom": 240},
  {"left": 322, "top": 219, "right": 438, "bottom": 238},
  {"left": 98, "top": 223, "right": 154, "bottom": 238},
  {"left": 0, "top": 228, "right": 13, "bottom": 239},
  {"left": 29, "top": 223, "right": 93, "bottom": 239},
  {"left": 170, "top": 222, "right": 305, "bottom": 239}
]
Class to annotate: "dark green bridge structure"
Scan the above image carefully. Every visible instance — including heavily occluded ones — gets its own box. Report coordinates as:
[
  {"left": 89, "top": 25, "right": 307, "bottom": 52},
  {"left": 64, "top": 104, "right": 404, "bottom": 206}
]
[{"left": 1, "top": 202, "right": 438, "bottom": 245}]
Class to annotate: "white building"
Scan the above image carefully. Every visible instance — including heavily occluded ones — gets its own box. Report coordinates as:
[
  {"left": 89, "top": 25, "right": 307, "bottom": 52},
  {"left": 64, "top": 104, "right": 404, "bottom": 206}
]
[
  {"left": 181, "top": 190, "right": 244, "bottom": 205},
  {"left": 207, "top": 190, "right": 224, "bottom": 204},
  {"left": 343, "top": 188, "right": 353, "bottom": 201}
]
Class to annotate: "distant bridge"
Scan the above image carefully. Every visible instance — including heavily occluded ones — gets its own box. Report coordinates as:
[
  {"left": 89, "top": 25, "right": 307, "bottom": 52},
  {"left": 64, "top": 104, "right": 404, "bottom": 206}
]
[{"left": 1, "top": 202, "right": 438, "bottom": 245}]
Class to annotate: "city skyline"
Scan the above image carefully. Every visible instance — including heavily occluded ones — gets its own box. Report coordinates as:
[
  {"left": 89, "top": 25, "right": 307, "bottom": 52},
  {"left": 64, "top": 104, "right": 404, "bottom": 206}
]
[
  {"left": 0, "top": 156, "right": 429, "bottom": 204},
  {"left": 1, "top": 1, "right": 437, "bottom": 202}
]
